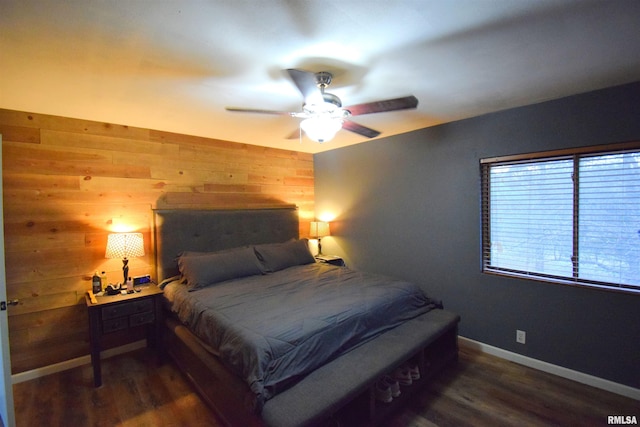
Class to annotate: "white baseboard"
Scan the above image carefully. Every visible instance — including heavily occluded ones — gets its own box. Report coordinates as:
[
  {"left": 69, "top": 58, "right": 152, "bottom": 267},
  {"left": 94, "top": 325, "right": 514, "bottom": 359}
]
[
  {"left": 458, "top": 336, "right": 639, "bottom": 401},
  {"left": 11, "top": 340, "right": 146, "bottom": 385}
]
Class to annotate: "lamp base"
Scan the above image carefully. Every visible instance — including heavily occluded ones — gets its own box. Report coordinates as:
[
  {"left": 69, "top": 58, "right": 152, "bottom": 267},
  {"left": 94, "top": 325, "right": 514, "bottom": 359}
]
[{"left": 122, "top": 258, "right": 129, "bottom": 285}]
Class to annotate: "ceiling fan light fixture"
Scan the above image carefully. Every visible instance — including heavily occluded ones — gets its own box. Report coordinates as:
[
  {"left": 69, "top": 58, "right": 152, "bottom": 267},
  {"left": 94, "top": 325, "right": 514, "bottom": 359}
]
[{"left": 300, "top": 116, "right": 343, "bottom": 143}]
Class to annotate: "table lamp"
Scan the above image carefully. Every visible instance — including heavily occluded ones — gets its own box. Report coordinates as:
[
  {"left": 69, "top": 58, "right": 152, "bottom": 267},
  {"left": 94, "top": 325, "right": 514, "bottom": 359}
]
[
  {"left": 105, "top": 233, "right": 145, "bottom": 284},
  {"left": 309, "top": 221, "right": 330, "bottom": 256}
]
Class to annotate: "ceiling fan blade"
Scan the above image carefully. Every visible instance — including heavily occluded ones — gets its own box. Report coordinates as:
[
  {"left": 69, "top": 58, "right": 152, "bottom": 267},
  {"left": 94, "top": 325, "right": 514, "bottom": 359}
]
[
  {"left": 286, "top": 69, "right": 324, "bottom": 105},
  {"left": 342, "top": 120, "right": 381, "bottom": 138},
  {"left": 226, "top": 107, "right": 294, "bottom": 116},
  {"left": 344, "top": 95, "right": 418, "bottom": 117}
]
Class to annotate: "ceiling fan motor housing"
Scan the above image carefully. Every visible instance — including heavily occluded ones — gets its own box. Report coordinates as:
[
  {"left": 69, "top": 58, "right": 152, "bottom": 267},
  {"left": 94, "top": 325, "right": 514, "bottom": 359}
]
[
  {"left": 308, "top": 71, "right": 343, "bottom": 112},
  {"left": 315, "top": 71, "right": 333, "bottom": 88}
]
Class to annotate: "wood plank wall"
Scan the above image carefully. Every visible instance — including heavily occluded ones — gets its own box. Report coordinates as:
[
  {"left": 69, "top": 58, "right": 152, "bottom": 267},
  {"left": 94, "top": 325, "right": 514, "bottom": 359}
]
[{"left": 0, "top": 108, "right": 315, "bottom": 373}]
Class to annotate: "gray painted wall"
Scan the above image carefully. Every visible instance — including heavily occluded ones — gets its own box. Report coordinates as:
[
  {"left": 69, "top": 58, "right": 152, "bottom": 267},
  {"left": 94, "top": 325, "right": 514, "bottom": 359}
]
[{"left": 314, "top": 82, "right": 640, "bottom": 388}]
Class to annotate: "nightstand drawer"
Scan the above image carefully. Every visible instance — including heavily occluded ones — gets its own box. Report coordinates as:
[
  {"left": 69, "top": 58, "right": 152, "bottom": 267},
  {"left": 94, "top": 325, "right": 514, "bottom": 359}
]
[
  {"left": 101, "top": 298, "right": 153, "bottom": 320},
  {"left": 103, "top": 317, "right": 129, "bottom": 333},
  {"left": 130, "top": 299, "right": 153, "bottom": 314},
  {"left": 102, "top": 303, "right": 134, "bottom": 320},
  {"left": 130, "top": 311, "right": 155, "bottom": 327}
]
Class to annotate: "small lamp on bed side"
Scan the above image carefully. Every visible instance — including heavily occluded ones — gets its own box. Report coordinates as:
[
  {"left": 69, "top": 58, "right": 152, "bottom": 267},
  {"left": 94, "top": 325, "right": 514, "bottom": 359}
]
[
  {"left": 309, "top": 221, "right": 330, "bottom": 256},
  {"left": 105, "top": 233, "right": 145, "bottom": 285}
]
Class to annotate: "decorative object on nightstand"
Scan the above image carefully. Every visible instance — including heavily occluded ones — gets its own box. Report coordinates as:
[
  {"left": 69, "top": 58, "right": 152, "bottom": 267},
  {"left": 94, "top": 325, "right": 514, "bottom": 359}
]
[
  {"left": 85, "top": 283, "right": 163, "bottom": 387},
  {"left": 309, "top": 221, "right": 330, "bottom": 256},
  {"left": 105, "top": 232, "right": 145, "bottom": 285}
]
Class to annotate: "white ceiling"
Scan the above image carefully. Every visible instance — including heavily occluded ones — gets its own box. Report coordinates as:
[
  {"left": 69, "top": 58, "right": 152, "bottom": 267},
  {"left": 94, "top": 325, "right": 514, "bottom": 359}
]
[{"left": 1, "top": 0, "right": 640, "bottom": 154}]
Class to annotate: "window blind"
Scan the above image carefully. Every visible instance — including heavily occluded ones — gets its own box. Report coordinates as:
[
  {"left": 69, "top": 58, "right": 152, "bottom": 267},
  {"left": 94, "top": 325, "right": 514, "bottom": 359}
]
[
  {"left": 578, "top": 152, "right": 640, "bottom": 288},
  {"left": 482, "top": 145, "right": 640, "bottom": 294}
]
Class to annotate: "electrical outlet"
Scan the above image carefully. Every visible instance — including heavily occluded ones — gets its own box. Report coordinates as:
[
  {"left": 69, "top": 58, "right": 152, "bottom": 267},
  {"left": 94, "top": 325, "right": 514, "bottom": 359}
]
[{"left": 516, "top": 329, "right": 526, "bottom": 344}]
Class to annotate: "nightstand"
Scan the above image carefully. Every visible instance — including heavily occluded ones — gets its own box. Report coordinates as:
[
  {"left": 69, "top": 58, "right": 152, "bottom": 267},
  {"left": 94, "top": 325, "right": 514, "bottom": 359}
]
[
  {"left": 85, "top": 283, "right": 163, "bottom": 387},
  {"left": 315, "top": 255, "right": 346, "bottom": 267}
]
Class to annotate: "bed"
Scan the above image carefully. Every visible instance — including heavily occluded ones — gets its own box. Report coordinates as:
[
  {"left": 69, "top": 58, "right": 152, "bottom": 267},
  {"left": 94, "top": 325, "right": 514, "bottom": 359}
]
[{"left": 153, "top": 207, "right": 460, "bottom": 426}]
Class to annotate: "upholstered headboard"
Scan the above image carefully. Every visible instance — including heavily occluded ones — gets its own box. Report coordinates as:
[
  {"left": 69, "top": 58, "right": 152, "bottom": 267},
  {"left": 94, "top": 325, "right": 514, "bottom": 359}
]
[{"left": 153, "top": 207, "right": 300, "bottom": 281}]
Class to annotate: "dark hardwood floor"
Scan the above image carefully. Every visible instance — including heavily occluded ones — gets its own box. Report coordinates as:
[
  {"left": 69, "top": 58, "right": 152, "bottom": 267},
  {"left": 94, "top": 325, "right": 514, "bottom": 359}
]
[
  {"left": 13, "top": 342, "right": 638, "bottom": 426},
  {"left": 386, "top": 345, "right": 638, "bottom": 427},
  {"left": 13, "top": 348, "right": 221, "bottom": 427}
]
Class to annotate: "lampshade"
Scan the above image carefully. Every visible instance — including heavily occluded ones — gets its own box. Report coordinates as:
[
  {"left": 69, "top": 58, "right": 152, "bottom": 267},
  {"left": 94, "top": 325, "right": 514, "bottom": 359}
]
[
  {"left": 310, "top": 221, "right": 330, "bottom": 239},
  {"left": 105, "top": 233, "right": 145, "bottom": 259},
  {"left": 300, "top": 117, "right": 342, "bottom": 143}
]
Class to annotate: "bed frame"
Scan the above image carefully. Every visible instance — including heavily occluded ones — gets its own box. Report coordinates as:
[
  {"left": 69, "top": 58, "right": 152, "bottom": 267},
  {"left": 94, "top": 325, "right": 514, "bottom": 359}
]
[{"left": 153, "top": 207, "right": 460, "bottom": 427}]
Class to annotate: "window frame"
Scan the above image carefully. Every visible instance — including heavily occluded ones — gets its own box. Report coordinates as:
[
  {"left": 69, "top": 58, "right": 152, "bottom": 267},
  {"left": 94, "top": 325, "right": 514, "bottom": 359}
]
[{"left": 481, "top": 141, "right": 640, "bottom": 295}]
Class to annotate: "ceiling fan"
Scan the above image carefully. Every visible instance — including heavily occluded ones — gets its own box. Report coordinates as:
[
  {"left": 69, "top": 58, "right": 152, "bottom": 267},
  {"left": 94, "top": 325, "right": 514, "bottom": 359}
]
[{"left": 226, "top": 69, "right": 419, "bottom": 143}]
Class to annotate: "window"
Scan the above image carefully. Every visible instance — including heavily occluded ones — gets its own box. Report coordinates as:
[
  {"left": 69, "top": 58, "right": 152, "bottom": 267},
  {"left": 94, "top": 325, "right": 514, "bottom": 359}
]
[{"left": 481, "top": 143, "right": 640, "bottom": 294}]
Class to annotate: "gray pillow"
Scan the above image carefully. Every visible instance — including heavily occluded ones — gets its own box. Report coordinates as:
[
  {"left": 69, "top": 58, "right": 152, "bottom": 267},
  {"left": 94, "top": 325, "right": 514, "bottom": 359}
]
[
  {"left": 177, "top": 246, "right": 264, "bottom": 290},
  {"left": 253, "top": 239, "right": 315, "bottom": 272}
]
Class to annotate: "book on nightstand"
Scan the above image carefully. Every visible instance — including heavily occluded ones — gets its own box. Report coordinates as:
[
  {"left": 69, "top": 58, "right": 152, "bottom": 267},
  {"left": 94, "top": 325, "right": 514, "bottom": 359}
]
[{"left": 315, "top": 255, "right": 346, "bottom": 267}]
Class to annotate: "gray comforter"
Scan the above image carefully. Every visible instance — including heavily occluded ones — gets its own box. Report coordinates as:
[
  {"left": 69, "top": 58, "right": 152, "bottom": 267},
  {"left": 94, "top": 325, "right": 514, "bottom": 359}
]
[{"left": 163, "top": 262, "right": 438, "bottom": 410}]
